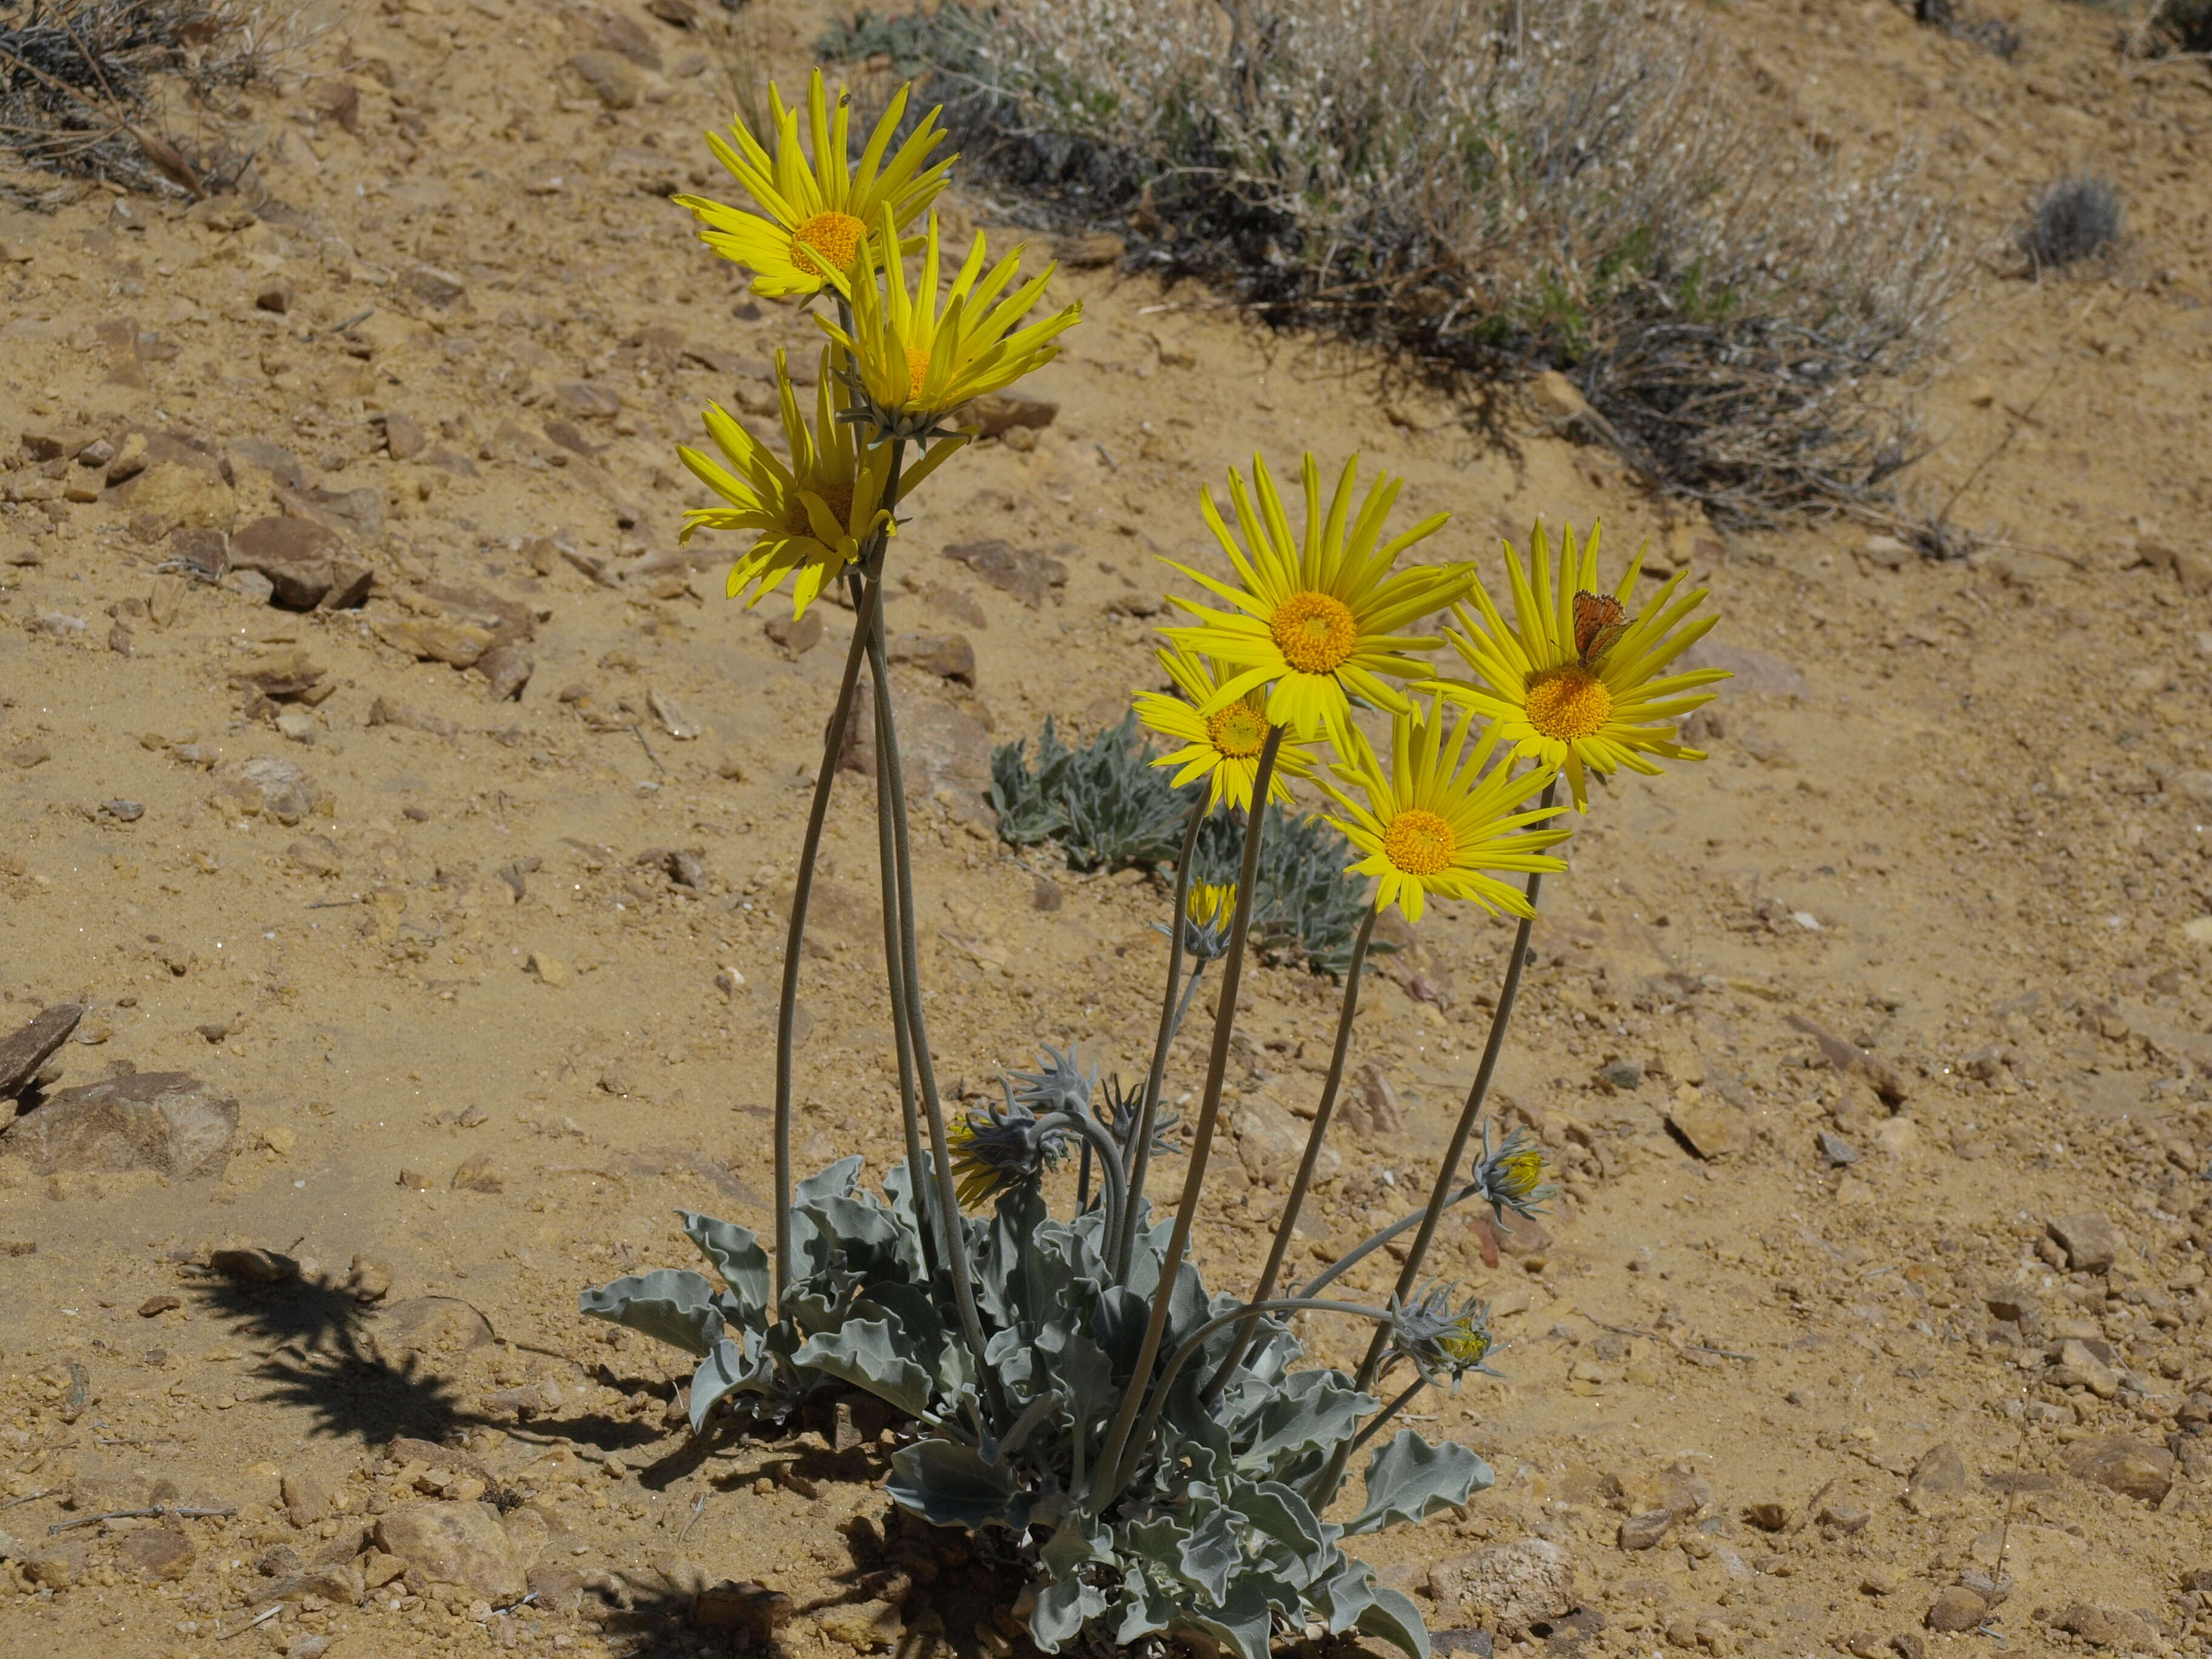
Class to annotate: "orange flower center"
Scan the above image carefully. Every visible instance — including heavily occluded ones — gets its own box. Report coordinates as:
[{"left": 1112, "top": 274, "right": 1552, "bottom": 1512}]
[
  {"left": 785, "top": 477, "right": 856, "bottom": 539},
  {"left": 902, "top": 343, "right": 932, "bottom": 403},
  {"left": 791, "top": 210, "right": 866, "bottom": 278},
  {"left": 1524, "top": 665, "right": 1614, "bottom": 742},
  {"left": 1382, "top": 808, "right": 1456, "bottom": 876},
  {"left": 1270, "top": 590, "right": 1358, "bottom": 675},
  {"left": 1205, "top": 699, "right": 1270, "bottom": 760}
]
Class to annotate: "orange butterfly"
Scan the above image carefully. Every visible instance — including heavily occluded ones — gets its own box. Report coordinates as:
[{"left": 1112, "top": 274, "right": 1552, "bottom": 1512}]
[{"left": 1572, "top": 589, "right": 1630, "bottom": 668}]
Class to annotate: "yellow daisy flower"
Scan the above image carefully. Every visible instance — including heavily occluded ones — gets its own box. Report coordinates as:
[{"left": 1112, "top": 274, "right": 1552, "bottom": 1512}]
[
  {"left": 1133, "top": 643, "right": 1317, "bottom": 813},
  {"left": 1184, "top": 883, "right": 1237, "bottom": 934},
  {"left": 1432, "top": 520, "right": 1728, "bottom": 811},
  {"left": 676, "top": 347, "right": 961, "bottom": 618},
  {"left": 1162, "top": 453, "right": 1472, "bottom": 743},
  {"left": 1318, "top": 697, "right": 1568, "bottom": 924},
  {"left": 818, "top": 209, "right": 1082, "bottom": 438},
  {"left": 672, "top": 71, "right": 954, "bottom": 299}
]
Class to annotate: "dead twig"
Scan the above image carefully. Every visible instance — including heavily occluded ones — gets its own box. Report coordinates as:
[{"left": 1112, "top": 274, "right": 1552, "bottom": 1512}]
[
  {"left": 0, "top": 1487, "right": 56, "bottom": 1509},
  {"left": 675, "top": 1491, "right": 708, "bottom": 1546},
  {"left": 217, "top": 1604, "right": 284, "bottom": 1641},
  {"left": 50, "top": 1502, "right": 236, "bottom": 1534}
]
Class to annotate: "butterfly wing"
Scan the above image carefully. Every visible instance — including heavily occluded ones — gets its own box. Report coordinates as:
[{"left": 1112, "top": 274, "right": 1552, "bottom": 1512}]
[{"left": 1572, "top": 590, "right": 1629, "bottom": 666}]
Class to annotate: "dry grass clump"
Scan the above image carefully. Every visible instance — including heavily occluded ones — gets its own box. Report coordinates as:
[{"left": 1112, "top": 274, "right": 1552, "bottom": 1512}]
[
  {"left": 2021, "top": 175, "right": 2123, "bottom": 272},
  {"left": 825, "top": 0, "right": 1963, "bottom": 523},
  {"left": 0, "top": 0, "right": 286, "bottom": 196}
]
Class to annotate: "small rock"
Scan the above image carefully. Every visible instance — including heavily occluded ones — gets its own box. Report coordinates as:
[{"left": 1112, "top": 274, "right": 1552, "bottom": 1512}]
[
  {"left": 118, "top": 1526, "right": 195, "bottom": 1580},
  {"left": 346, "top": 1255, "right": 392, "bottom": 1303},
  {"left": 210, "top": 1245, "right": 299, "bottom": 1284},
  {"left": 888, "top": 631, "right": 977, "bottom": 685},
  {"left": 1908, "top": 1444, "right": 1968, "bottom": 1496},
  {"left": 383, "top": 412, "right": 426, "bottom": 460},
  {"left": 0, "top": 1070, "right": 236, "bottom": 1178},
  {"left": 2047, "top": 1211, "right": 2117, "bottom": 1274},
  {"left": 1353, "top": 1062, "right": 1403, "bottom": 1134},
  {"left": 2051, "top": 1337, "right": 2122, "bottom": 1398},
  {"left": 282, "top": 1471, "right": 331, "bottom": 1527},
  {"left": 765, "top": 611, "right": 823, "bottom": 654},
  {"left": 406, "top": 266, "right": 468, "bottom": 307},
  {"left": 649, "top": 686, "right": 700, "bottom": 739},
  {"left": 1056, "top": 230, "right": 1125, "bottom": 267},
  {"left": 1862, "top": 534, "right": 1912, "bottom": 569},
  {"left": 1668, "top": 1098, "right": 1750, "bottom": 1160},
  {"left": 1741, "top": 1501, "right": 1789, "bottom": 1532},
  {"left": 2066, "top": 1434, "right": 2175, "bottom": 1504},
  {"left": 553, "top": 378, "right": 624, "bottom": 418},
  {"left": 2055, "top": 1603, "right": 2160, "bottom": 1647},
  {"left": 118, "top": 458, "right": 236, "bottom": 533},
  {"left": 228, "top": 647, "right": 328, "bottom": 699},
  {"left": 570, "top": 47, "right": 645, "bottom": 106},
  {"left": 1817, "top": 1130, "right": 1860, "bottom": 1165},
  {"left": 101, "top": 799, "right": 145, "bottom": 822},
  {"left": 1032, "top": 876, "right": 1062, "bottom": 912},
  {"left": 377, "top": 1500, "right": 525, "bottom": 1601},
  {"left": 138, "top": 1294, "right": 181, "bottom": 1317},
  {"left": 942, "top": 538, "right": 1067, "bottom": 608},
  {"left": 451, "top": 1152, "right": 503, "bottom": 1193},
  {"left": 375, "top": 1296, "right": 495, "bottom": 1359},
  {"left": 6, "top": 739, "right": 51, "bottom": 769},
  {"left": 1923, "top": 1586, "right": 1987, "bottom": 1632},
  {"left": 286, "top": 834, "right": 345, "bottom": 877},
  {"left": 1596, "top": 1059, "right": 1642, "bottom": 1091},
  {"left": 1427, "top": 1538, "right": 1575, "bottom": 1638},
  {"left": 367, "top": 697, "right": 458, "bottom": 739},
  {"left": 1618, "top": 1509, "right": 1674, "bottom": 1550},
  {"left": 275, "top": 710, "right": 317, "bottom": 743},
  {"left": 0, "top": 1003, "right": 84, "bottom": 1098},
  {"left": 1232, "top": 1099, "right": 1338, "bottom": 1186},
  {"left": 1818, "top": 1501, "right": 1870, "bottom": 1535},
  {"left": 957, "top": 389, "right": 1058, "bottom": 440},
  {"left": 373, "top": 616, "right": 495, "bottom": 669},
  {"left": 255, "top": 280, "right": 293, "bottom": 315},
  {"left": 475, "top": 644, "right": 534, "bottom": 702},
  {"left": 528, "top": 951, "right": 569, "bottom": 988},
  {"left": 694, "top": 1580, "right": 792, "bottom": 1637}
]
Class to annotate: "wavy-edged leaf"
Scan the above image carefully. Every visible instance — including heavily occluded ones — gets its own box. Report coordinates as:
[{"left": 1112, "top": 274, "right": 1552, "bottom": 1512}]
[
  {"left": 1030, "top": 1515, "right": 1111, "bottom": 1652},
  {"left": 1347, "top": 1429, "right": 1491, "bottom": 1535},
  {"left": 688, "top": 1336, "right": 764, "bottom": 1433},
  {"left": 578, "top": 1269, "right": 726, "bottom": 1357},
  {"left": 1235, "top": 1368, "right": 1369, "bottom": 1483},
  {"left": 887, "top": 1436, "right": 1031, "bottom": 1532},
  {"left": 793, "top": 1318, "right": 933, "bottom": 1417},
  {"left": 677, "top": 1210, "right": 771, "bottom": 1322},
  {"left": 1175, "top": 1574, "right": 1284, "bottom": 1659},
  {"left": 795, "top": 1156, "right": 865, "bottom": 1204},
  {"left": 1175, "top": 1504, "right": 1241, "bottom": 1603},
  {"left": 1355, "top": 1584, "right": 1431, "bottom": 1659}
]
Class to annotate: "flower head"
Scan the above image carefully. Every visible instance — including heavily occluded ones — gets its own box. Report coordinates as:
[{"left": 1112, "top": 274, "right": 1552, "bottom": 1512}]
[
  {"left": 1318, "top": 697, "right": 1569, "bottom": 925},
  {"left": 1093, "top": 1073, "right": 1182, "bottom": 1161},
  {"left": 677, "top": 347, "right": 961, "bottom": 617},
  {"left": 1468, "top": 1121, "right": 1556, "bottom": 1222},
  {"left": 1172, "top": 882, "right": 1238, "bottom": 962},
  {"left": 947, "top": 1091, "right": 1068, "bottom": 1210},
  {"left": 820, "top": 209, "right": 1082, "bottom": 440},
  {"left": 1134, "top": 642, "right": 1317, "bottom": 814},
  {"left": 1389, "top": 1284, "right": 1503, "bottom": 1390},
  {"left": 1432, "top": 521, "right": 1728, "bottom": 811},
  {"left": 1162, "top": 453, "right": 1472, "bottom": 743},
  {"left": 1008, "top": 1043, "right": 1097, "bottom": 1120},
  {"left": 672, "top": 71, "right": 954, "bottom": 298}
]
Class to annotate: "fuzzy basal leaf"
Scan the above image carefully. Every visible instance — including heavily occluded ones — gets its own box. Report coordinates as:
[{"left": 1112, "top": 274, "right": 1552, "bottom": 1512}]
[
  {"left": 577, "top": 1268, "right": 729, "bottom": 1357},
  {"left": 676, "top": 1210, "right": 772, "bottom": 1322},
  {"left": 887, "top": 1436, "right": 1032, "bottom": 1532},
  {"left": 1356, "top": 1584, "right": 1433, "bottom": 1659},
  {"left": 794, "top": 1318, "right": 936, "bottom": 1416},
  {"left": 688, "top": 1336, "right": 771, "bottom": 1433},
  {"left": 1030, "top": 1515, "right": 1114, "bottom": 1651},
  {"left": 1346, "top": 1429, "right": 1492, "bottom": 1535}
]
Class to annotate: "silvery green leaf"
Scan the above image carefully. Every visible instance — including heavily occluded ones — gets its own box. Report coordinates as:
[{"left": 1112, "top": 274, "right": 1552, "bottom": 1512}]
[
  {"left": 677, "top": 1210, "right": 771, "bottom": 1321},
  {"left": 1347, "top": 1430, "right": 1491, "bottom": 1536},
  {"left": 1090, "top": 1285, "right": 1149, "bottom": 1379},
  {"left": 1111, "top": 1564, "right": 1181, "bottom": 1646},
  {"left": 577, "top": 1269, "right": 726, "bottom": 1357},
  {"left": 888, "top": 1437, "right": 1030, "bottom": 1531},
  {"left": 1175, "top": 1504, "right": 1241, "bottom": 1603},
  {"left": 689, "top": 1337, "right": 762, "bottom": 1433},
  {"left": 793, "top": 1319, "right": 934, "bottom": 1418},
  {"left": 1233, "top": 1482, "right": 1334, "bottom": 1586},
  {"left": 1029, "top": 1515, "right": 1111, "bottom": 1652},
  {"left": 1354, "top": 1584, "right": 1431, "bottom": 1659},
  {"left": 1036, "top": 1320, "right": 1118, "bottom": 1428},
  {"left": 814, "top": 1191, "right": 924, "bottom": 1279},
  {"left": 1121, "top": 1515, "right": 1190, "bottom": 1575},
  {"left": 1175, "top": 1574, "right": 1282, "bottom": 1659},
  {"left": 1304, "top": 1550, "right": 1382, "bottom": 1636},
  {"left": 795, "top": 1156, "right": 864, "bottom": 1203},
  {"left": 1235, "top": 1369, "right": 1368, "bottom": 1481}
]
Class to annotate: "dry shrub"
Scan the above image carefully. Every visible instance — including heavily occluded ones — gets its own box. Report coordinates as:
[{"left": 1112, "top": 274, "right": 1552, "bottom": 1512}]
[
  {"left": 2020, "top": 175, "right": 2123, "bottom": 272},
  {"left": 829, "top": 0, "right": 1965, "bottom": 523},
  {"left": 0, "top": 0, "right": 292, "bottom": 196}
]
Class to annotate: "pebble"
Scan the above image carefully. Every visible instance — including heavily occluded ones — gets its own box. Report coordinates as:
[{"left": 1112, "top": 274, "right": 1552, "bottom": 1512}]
[
  {"left": 528, "top": 952, "right": 569, "bottom": 988},
  {"left": 1617, "top": 1509, "right": 1674, "bottom": 1550},
  {"left": 1923, "top": 1586, "right": 1986, "bottom": 1632},
  {"left": 2046, "top": 1210, "right": 2117, "bottom": 1273}
]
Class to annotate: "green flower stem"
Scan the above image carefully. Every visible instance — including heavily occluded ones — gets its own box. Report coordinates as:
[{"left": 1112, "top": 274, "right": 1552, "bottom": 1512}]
[
  {"left": 772, "top": 571, "right": 885, "bottom": 1307},
  {"left": 1296, "top": 1179, "right": 1486, "bottom": 1298},
  {"left": 1345, "top": 1376, "right": 1427, "bottom": 1460},
  {"left": 1090, "top": 727, "right": 1283, "bottom": 1510},
  {"left": 1110, "top": 1295, "right": 1395, "bottom": 1504},
  {"left": 851, "top": 566, "right": 936, "bottom": 1279},
  {"left": 1036, "top": 1110, "right": 1126, "bottom": 1264},
  {"left": 1205, "top": 899, "right": 1379, "bottom": 1399},
  {"left": 1116, "top": 796, "right": 1210, "bottom": 1279},
  {"left": 1353, "top": 773, "right": 1559, "bottom": 1397},
  {"left": 867, "top": 507, "right": 1000, "bottom": 1419}
]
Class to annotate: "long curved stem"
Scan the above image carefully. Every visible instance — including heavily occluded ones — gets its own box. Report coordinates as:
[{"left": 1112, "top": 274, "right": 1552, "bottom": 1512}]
[
  {"left": 771, "top": 577, "right": 883, "bottom": 1306},
  {"left": 853, "top": 567, "right": 936, "bottom": 1279},
  {"left": 1089, "top": 728, "right": 1283, "bottom": 1511},
  {"left": 871, "top": 545, "right": 999, "bottom": 1418},
  {"left": 1118, "top": 796, "right": 1209, "bottom": 1278},
  {"left": 1353, "top": 775, "right": 1558, "bottom": 1396},
  {"left": 1296, "top": 1179, "right": 1486, "bottom": 1299},
  {"left": 1108, "top": 1295, "right": 1394, "bottom": 1504},
  {"left": 1037, "top": 1110, "right": 1127, "bottom": 1262},
  {"left": 1206, "top": 900, "right": 1378, "bottom": 1399}
]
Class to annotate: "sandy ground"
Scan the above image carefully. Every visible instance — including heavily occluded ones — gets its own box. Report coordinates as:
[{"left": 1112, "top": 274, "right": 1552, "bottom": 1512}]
[{"left": 2, "top": 2, "right": 2211, "bottom": 1657}]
